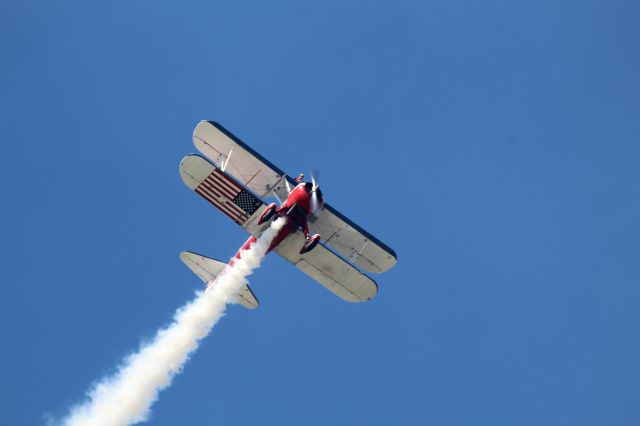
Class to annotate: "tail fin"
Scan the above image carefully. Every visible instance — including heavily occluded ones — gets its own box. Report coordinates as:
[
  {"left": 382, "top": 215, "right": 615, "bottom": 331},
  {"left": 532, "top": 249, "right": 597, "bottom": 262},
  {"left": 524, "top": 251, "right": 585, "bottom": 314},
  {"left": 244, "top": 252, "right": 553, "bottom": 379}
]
[{"left": 179, "top": 251, "right": 259, "bottom": 309}]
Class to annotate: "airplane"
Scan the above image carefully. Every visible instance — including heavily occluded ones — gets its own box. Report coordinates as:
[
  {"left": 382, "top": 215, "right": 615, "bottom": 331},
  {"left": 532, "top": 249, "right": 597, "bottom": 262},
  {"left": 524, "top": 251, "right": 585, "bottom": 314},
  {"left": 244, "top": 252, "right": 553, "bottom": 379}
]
[{"left": 179, "top": 121, "right": 397, "bottom": 308}]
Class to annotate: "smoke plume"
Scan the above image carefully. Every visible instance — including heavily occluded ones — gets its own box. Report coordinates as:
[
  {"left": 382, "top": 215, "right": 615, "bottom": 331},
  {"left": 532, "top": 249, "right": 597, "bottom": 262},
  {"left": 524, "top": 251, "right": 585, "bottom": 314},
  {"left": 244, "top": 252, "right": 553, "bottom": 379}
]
[{"left": 62, "top": 218, "right": 286, "bottom": 426}]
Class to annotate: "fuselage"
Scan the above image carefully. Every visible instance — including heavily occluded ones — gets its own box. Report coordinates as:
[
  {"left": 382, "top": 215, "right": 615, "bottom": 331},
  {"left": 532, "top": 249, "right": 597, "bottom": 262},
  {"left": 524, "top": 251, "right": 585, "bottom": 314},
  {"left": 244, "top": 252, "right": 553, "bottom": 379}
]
[{"left": 229, "top": 182, "right": 323, "bottom": 267}]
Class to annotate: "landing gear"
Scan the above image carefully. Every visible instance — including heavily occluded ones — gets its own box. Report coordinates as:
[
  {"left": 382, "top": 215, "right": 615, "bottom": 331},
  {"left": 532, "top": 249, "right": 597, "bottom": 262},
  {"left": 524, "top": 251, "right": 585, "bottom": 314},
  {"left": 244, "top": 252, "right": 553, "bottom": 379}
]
[
  {"left": 300, "top": 234, "right": 321, "bottom": 254},
  {"left": 257, "top": 203, "right": 277, "bottom": 225}
]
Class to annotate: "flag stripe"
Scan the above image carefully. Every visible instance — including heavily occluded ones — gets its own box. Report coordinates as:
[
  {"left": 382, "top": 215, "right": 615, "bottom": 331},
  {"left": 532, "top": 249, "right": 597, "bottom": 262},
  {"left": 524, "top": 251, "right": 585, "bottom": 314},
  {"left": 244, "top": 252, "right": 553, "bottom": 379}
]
[
  {"left": 212, "top": 169, "right": 242, "bottom": 194},
  {"left": 195, "top": 187, "right": 238, "bottom": 219},
  {"left": 195, "top": 187, "right": 235, "bottom": 219},
  {"left": 214, "top": 168, "right": 245, "bottom": 190},
  {"left": 200, "top": 181, "right": 235, "bottom": 203},
  {"left": 211, "top": 173, "right": 242, "bottom": 198},
  {"left": 198, "top": 181, "right": 246, "bottom": 218},
  {"left": 198, "top": 180, "right": 224, "bottom": 200},
  {"left": 195, "top": 187, "right": 246, "bottom": 223},
  {"left": 205, "top": 174, "right": 238, "bottom": 199},
  {"left": 203, "top": 171, "right": 250, "bottom": 217},
  {"left": 192, "top": 166, "right": 263, "bottom": 226},
  {"left": 197, "top": 184, "right": 231, "bottom": 214},
  {"left": 199, "top": 180, "right": 246, "bottom": 216}
]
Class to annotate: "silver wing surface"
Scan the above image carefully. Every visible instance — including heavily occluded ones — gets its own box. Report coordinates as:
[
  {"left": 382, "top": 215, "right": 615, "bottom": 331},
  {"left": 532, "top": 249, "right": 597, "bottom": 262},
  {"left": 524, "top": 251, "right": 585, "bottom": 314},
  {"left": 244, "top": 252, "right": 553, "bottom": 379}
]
[
  {"left": 191, "top": 120, "right": 397, "bottom": 274},
  {"left": 308, "top": 204, "right": 396, "bottom": 273},
  {"left": 274, "top": 230, "right": 378, "bottom": 302},
  {"left": 193, "top": 120, "right": 291, "bottom": 200}
]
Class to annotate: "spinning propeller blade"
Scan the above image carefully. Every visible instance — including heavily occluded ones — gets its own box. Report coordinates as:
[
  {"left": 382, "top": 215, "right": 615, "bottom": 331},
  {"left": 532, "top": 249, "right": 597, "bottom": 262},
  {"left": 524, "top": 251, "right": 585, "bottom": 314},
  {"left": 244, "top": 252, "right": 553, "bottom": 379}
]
[{"left": 310, "top": 168, "right": 320, "bottom": 214}]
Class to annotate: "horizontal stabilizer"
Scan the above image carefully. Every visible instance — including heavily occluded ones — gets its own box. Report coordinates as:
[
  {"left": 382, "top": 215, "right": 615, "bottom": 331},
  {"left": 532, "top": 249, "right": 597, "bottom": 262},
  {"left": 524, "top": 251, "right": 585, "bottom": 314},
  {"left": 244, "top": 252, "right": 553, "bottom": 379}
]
[{"left": 179, "top": 251, "right": 259, "bottom": 309}]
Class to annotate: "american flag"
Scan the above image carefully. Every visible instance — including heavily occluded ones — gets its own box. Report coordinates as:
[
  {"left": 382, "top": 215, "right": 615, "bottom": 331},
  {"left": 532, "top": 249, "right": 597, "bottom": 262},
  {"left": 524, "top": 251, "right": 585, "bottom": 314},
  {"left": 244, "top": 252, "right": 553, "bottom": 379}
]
[{"left": 195, "top": 168, "right": 263, "bottom": 225}]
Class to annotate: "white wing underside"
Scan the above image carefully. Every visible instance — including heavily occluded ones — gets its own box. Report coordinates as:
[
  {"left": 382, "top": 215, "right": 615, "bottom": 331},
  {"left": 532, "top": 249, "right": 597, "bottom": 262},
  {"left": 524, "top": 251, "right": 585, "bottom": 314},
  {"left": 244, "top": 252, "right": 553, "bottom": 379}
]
[
  {"left": 308, "top": 205, "right": 396, "bottom": 273},
  {"left": 192, "top": 121, "right": 287, "bottom": 200},
  {"left": 274, "top": 231, "right": 378, "bottom": 302}
]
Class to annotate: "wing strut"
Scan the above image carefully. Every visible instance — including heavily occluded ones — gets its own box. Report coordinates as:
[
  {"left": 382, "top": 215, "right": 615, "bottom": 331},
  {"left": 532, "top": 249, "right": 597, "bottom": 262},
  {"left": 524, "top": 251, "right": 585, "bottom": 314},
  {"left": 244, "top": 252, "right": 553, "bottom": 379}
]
[
  {"left": 350, "top": 240, "right": 370, "bottom": 264},
  {"left": 221, "top": 149, "right": 232, "bottom": 172}
]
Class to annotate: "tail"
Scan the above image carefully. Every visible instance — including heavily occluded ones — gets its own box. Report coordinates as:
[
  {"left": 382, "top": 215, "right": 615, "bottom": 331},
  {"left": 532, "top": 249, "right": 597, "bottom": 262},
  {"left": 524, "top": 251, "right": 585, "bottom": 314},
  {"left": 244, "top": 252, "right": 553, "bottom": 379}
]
[{"left": 179, "top": 251, "right": 259, "bottom": 309}]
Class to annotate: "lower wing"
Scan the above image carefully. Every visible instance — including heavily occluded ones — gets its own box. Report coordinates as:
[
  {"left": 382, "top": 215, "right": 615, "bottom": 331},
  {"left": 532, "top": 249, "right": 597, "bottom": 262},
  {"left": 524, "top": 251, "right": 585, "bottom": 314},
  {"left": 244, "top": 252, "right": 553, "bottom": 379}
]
[{"left": 274, "top": 231, "right": 378, "bottom": 302}]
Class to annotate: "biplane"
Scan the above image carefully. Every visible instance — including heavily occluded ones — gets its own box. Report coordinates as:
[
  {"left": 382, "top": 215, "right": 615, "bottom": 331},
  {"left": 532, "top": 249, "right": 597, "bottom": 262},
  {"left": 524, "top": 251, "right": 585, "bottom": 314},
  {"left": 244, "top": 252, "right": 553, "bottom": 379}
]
[{"left": 179, "top": 121, "right": 397, "bottom": 308}]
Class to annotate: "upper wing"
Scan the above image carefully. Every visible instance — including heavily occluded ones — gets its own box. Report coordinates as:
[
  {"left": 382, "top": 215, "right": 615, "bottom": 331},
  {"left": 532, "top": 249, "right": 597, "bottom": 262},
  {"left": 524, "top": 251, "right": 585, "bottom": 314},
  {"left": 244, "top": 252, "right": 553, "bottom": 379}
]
[
  {"left": 192, "top": 120, "right": 397, "bottom": 274},
  {"left": 192, "top": 121, "right": 291, "bottom": 200},
  {"left": 274, "top": 230, "right": 378, "bottom": 302}
]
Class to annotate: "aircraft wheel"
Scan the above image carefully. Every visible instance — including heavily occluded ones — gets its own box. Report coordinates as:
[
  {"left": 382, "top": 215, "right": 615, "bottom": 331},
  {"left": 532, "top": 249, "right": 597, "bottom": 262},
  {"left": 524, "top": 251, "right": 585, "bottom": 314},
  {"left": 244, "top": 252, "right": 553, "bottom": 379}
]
[
  {"left": 300, "top": 234, "right": 321, "bottom": 254},
  {"left": 258, "top": 203, "right": 277, "bottom": 225}
]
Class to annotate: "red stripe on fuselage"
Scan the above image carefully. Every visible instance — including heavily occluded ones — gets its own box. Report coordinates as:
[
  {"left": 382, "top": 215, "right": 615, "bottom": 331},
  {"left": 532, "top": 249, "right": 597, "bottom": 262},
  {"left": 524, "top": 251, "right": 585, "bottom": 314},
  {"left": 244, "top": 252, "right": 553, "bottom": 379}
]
[{"left": 229, "top": 219, "right": 299, "bottom": 267}]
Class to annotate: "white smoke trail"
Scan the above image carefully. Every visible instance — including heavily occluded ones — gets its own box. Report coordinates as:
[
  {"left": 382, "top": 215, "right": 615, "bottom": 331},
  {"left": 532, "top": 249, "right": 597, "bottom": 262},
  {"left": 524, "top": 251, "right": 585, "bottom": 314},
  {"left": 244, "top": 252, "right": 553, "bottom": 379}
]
[{"left": 62, "top": 218, "right": 286, "bottom": 426}]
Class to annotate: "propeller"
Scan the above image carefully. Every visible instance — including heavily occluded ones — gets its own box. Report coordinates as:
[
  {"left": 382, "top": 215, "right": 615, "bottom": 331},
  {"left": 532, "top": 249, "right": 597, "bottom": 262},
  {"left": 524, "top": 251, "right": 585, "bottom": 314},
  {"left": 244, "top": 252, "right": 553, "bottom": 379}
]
[{"left": 310, "top": 168, "right": 321, "bottom": 214}]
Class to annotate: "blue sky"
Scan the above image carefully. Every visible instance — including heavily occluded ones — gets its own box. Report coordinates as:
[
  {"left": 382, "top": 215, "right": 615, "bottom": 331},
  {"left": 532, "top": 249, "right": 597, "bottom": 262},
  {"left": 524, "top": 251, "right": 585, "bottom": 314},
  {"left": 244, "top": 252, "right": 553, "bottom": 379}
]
[{"left": 2, "top": 1, "right": 640, "bottom": 425}]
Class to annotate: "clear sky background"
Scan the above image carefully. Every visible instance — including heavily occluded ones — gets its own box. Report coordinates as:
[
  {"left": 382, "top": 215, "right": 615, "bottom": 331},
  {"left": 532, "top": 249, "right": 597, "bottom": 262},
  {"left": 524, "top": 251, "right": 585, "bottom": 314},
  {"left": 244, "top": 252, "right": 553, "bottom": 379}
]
[{"left": 2, "top": 1, "right": 639, "bottom": 425}]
